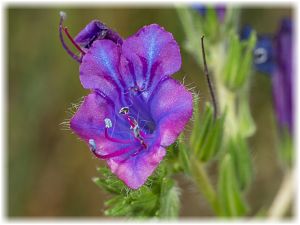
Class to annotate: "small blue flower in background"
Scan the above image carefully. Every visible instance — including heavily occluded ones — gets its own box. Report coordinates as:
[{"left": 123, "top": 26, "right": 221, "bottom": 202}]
[
  {"left": 241, "top": 18, "right": 293, "bottom": 134},
  {"left": 240, "top": 25, "right": 275, "bottom": 75}
]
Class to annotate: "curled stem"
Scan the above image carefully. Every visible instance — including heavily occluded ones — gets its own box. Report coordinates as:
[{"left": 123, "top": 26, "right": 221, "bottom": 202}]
[{"left": 201, "top": 36, "right": 218, "bottom": 120}]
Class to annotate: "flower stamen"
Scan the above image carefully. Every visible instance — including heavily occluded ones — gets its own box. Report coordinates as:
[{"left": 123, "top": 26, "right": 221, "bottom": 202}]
[
  {"left": 104, "top": 118, "right": 132, "bottom": 144},
  {"left": 130, "top": 85, "right": 145, "bottom": 93},
  {"left": 119, "top": 107, "right": 147, "bottom": 148},
  {"left": 62, "top": 26, "right": 87, "bottom": 55},
  {"left": 59, "top": 11, "right": 85, "bottom": 63},
  {"left": 88, "top": 139, "right": 97, "bottom": 151},
  {"left": 91, "top": 145, "right": 135, "bottom": 159}
]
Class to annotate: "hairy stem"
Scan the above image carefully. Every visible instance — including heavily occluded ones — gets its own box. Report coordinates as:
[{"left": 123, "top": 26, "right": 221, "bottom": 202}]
[{"left": 190, "top": 157, "right": 219, "bottom": 214}]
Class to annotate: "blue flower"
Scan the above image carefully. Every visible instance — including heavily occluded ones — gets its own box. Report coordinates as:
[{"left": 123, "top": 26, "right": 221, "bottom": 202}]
[{"left": 240, "top": 25, "right": 275, "bottom": 74}]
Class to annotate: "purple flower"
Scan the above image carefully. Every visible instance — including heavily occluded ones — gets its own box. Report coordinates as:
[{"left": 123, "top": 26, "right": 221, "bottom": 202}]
[
  {"left": 61, "top": 17, "right": 193, "bottom": 189},
  {"left": 272, "top": 18, "right": 293, "bottom": 133}
]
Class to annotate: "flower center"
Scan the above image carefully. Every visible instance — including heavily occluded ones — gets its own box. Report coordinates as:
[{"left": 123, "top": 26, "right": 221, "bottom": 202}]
[
  {"left": 254, "top": 47, "right": 268, "bottom": 64},
  {"left": 124, "top": 86, "right": 156, "bottom": 134},
  {"left": 119, "top": 107, "right": 147, "bottom": 148}
]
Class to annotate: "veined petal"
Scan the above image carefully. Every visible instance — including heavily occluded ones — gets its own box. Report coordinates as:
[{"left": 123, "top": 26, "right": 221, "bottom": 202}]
[
  {"left": 122, "top": 24, "right": 181, "bottom": 90},
  {"left": 79, "top": 40, "right": 126, "bottom": 105},
  {"left": 149, "top": 77, "right": 193, "bottom": 146},
  {"left": 107, "top": 142, "right": 166, "bottom": 189},
  {"left": 70, "top": 92, "right": 139, "bottom": 156},
  {"left": 70, "top": 93, "right": 113, "bottom": 140}
]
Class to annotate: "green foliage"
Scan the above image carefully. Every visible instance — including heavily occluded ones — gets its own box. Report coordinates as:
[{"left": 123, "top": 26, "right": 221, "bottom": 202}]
[
  {"left": 177, "top": 5, "right": 257, "bottom": 218},
  {"left": 202, "top": 7, "right": 219, "bottom": 42},
  {"left": 227, "top": 135, "right": 253, "bottom": 190},
  {"left": 223, "top": 7, "right": 240, "bottom": 34},
  {"left": 176, "top": 6, "right": 202, "bottom": 63},
  {"left": 177, "top": 134, "right": 191, "bottom": 174},
  {"left": 93, "top": 159, "right": 180, "bottom": 218},
  {"left": 176, "top": 6, "right": 241, "bottom": 68},
  {"left": 192, "top": 102, "right": 225, "bottom": 162},
  {"left": 278, "top": 128, "right": 294, "bottom": 168},
  {"left": 237, "top": 97, "right": 256, "bottom": 138},
  {"left": 190, "top": 94, "right": 201, "bottom": 149},
  {"left": 158, "top": 178, "right": 180, "bottom": 218},
  {"left": 223, "top": 30, "right": 257, "bottom": 91},
  {"left": 218, "top": 154, "right": 248, "bottom": 217}
]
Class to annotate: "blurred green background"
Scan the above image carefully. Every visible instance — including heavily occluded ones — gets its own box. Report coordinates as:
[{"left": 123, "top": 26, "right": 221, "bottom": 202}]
[{"left": 8, "top": 5, "right": 292, "bottom": 217}]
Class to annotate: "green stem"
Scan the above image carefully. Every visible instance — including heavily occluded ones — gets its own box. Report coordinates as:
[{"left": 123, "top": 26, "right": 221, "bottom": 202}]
[
  {"left": 190, "top": 157, "right": 219, "bottom": 214},
  {"left": 267, "top": 169, "right": 295, "bottom": 219}
]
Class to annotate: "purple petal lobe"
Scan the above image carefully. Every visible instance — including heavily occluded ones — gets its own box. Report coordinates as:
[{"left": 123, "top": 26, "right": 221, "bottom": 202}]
[
  {"left": 70, "top": 93, "right": 113, "bottom": 140},
  {"left": 122, "top": 24, "right": 181, "bottom": 90},
  {"left": 107, "top": 142, "right": 166, "bottom": 189},
  {"left": 149, "top": 77, "right": 193, "bottom": 146},
  {"left": 70, "top": 92, "right": 139, "bottom": 157},
  {"left": 79, "top": 40, "right": 126, "bottom": 105}
]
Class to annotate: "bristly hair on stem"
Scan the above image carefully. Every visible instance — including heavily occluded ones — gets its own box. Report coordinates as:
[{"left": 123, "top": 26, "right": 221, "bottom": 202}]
[{"left": 201, "top": 36, "right": 218, "bottom": 120}]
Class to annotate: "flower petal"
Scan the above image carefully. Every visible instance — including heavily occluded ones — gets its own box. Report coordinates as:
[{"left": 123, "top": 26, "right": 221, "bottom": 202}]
[
  {"left": 70, "top": 92, "right": 140, "bottom": 156},
  {"left": 75, "top": 20, "right": 108, "bottom": 48},
  {"left": 70, "top": 93, "right": 114, "bottom": 140},
  {"left": 75, "top": 20, "right": 122, "bottom": 48},
  {"left": 149, "top": 77, "right": 193, "bottom": 146},
  {"left": 79, "top": 40, "right": 128, "bottom": 106},
  {"left": 107, "top": 142, "right": 166, "bottom": 189},
  {"left": 122, "top": 24, "right": 181, "bottom": 90}
]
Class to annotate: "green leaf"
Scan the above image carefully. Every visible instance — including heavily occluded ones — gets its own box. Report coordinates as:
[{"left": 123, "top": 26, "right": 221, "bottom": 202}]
[
  {"left": 193, "top": 102, "right": 214, "bottom": 155},
  {"left": 237, "top": 99, "right": 256, "bottom": 138},
  {"left": 218, "top": 154, "right": 248, "bottom": 217},
  {"left": 223, "top": 30, "right": 256, "bottom": 91},
  {"left": 177, "top": 134, "right": 191, "bottom": 173},
  {"left": 93, "top": 167, "right": 126, "bottom": 194},
  {"left": 94, "top": 155, "right": 181, "bottom": 218},
  {"left": 190, "top": 94, "right": 202, "bottom": 149},
  {"left": 192, "top": 102, "right": 225, "bottom": 162},
  {"left": 198, "top": 111, "right": 225, "bottom": 161},
  {"left": 223, "top": 32, "right": 241, "bottom": 89},
  {"left": 228, "top": 135, "right": 253, "bottom": 190},
  {"left": 158, "top": 179, "right": 180, "bottom": 218},
  {"left": 236, "top": 30, "right": 256, "bottom": 87},
  {"left": 204, "top": 7, "right": 219, "bottom": 42},
  {"left": 223, "top": 7, "right": 240, "bottom": 38},
  {"left": 176, "top": 6, "right": 203, "bottom": 64}
]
